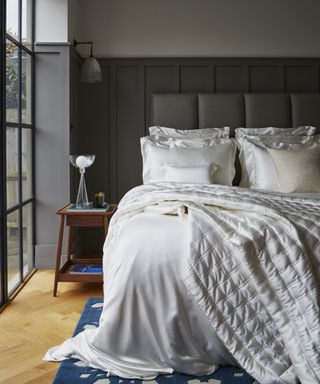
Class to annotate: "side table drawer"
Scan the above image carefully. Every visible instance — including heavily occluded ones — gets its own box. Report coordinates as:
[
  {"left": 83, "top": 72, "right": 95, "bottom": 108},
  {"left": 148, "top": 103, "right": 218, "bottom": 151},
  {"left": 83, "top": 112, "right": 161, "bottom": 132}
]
[{"left": 66, "top": 215, "right": 104, "bottom": 227}]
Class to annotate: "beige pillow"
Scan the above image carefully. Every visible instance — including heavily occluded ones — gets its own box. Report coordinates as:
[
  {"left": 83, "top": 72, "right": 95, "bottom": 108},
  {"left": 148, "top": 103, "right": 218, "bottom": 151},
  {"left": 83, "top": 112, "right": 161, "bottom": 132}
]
[{"left": 267, "top": 148, "right": 320, "bottom": 193}]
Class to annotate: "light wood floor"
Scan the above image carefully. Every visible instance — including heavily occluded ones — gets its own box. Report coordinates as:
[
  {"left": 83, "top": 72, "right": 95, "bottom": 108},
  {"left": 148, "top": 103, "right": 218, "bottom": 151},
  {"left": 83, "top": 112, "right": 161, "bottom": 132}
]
[{"left": 0, "top": 270, "right": 103, "bottom": 384}]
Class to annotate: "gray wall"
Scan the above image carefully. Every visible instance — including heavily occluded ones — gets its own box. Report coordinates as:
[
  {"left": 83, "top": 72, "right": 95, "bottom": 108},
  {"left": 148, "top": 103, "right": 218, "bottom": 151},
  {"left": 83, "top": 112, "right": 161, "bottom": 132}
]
[
  {"left": 76, "top": 57, "right": 320, "bottom": 204},
  {"left": 35, "top": 0, "right": 68, "bottom": 43},
  {"left": 70, "top": 0, "right": 320, "bottom": 58},
  {"left": 35, "top": 44, "right": 71, "bottom": 268},
  {"left": 68, "top": 0, "right": 320, "bottom": 254},
  {"left": 70, "top": 50, "right": 110, "bottom": 255}
]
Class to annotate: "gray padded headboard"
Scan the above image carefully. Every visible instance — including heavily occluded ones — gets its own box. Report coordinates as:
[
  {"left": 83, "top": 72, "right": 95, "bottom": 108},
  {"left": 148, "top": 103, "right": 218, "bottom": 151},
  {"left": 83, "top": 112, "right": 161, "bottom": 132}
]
[
  {"left": 152, "top": 93, "right": 320, "bottom": 185},
  {"left": 152, "top": 93, "right": 320, "bottom": 135}
]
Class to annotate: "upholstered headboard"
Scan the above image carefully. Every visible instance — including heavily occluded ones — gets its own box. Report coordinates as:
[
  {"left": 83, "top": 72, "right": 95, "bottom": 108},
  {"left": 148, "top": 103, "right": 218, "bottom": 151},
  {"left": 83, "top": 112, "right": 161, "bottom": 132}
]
[
  {"left": 151, "top": 93, "right": 320, "bottom": 184},
  {"left": 152, "top": 93, "right": 320, "bottom": 135}
]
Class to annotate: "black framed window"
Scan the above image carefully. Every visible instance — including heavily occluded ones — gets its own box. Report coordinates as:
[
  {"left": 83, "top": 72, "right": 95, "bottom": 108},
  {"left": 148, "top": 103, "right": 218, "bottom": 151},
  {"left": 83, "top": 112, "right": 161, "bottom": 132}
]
[{"left": 0, "top": 0, "right": 35, "bottom": 308}]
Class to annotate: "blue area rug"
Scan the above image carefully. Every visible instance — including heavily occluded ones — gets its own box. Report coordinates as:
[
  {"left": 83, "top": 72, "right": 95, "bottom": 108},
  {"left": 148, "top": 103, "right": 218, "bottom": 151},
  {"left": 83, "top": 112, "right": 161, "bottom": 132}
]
[{"left": 53, "top": 298, "right": 255, "bottom": 384}]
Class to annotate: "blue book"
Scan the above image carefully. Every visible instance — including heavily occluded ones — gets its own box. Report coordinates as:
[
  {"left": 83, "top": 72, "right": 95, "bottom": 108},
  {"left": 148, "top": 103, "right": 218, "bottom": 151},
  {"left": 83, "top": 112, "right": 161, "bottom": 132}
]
[{"left": 69, "top": 264, "right": 103, "bottom": 274}]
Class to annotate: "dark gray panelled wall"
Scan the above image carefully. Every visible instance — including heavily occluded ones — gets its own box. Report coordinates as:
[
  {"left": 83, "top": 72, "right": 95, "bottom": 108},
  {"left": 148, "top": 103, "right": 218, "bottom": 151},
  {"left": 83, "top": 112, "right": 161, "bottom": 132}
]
[
  {"left": 72, "top": 55, "right": 320, "bottom": 252},
  {"left": 75, "top": 57, "right": 320, "bottom": 202}
]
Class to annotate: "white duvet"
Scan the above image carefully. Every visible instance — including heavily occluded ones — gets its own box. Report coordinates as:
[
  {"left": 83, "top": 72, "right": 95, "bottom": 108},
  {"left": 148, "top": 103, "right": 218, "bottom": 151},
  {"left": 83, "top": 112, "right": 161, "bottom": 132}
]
[{"left": 44, "top": 183, "right": 320, "bottom": 384}]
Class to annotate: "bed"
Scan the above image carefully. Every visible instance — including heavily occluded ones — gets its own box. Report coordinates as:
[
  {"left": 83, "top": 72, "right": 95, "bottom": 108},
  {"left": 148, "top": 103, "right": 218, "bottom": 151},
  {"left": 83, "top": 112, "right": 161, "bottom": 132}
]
[{"left": 44, "top": 93, "right": 320, "bottom": 384}]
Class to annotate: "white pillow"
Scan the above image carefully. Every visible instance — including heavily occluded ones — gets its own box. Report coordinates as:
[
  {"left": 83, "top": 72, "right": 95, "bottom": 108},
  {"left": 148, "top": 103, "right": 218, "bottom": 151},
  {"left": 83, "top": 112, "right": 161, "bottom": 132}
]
[
  {"left": 235, "top": 126, "right": 317, "bottom": 188},
  {"left": 235, "top": 126, "right": 316, "bottom": 139},
  {"left": 145, "top": 134, "right": 225, "bottom": 148},
  {"left": 164, "top": 163, "right": 218, "bottom": 184},
  {"left": 237, "top": 134, "right": 320, "bottom": 191},
  {"left": 141, "top": 136, "right": 236, "bottom": 185},
  {"left": 149, "top": 126, "right": 230, "bottom": 138},
  {"left": 267, "top": 148, "right": 320, "bottom": 193}
]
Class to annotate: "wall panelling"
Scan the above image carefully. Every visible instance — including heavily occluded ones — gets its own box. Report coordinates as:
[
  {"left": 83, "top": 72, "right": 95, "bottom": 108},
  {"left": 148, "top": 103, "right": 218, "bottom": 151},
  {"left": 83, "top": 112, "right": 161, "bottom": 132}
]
[{"left": 76, "top": 57, "right": 320, "bottom": 206}]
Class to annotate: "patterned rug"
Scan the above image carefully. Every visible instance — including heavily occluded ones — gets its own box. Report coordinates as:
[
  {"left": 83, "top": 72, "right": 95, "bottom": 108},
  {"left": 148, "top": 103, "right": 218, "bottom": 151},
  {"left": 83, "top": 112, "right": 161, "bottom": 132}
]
[{"left": 52, "top": 298, "right": 256, "bottom": 384}]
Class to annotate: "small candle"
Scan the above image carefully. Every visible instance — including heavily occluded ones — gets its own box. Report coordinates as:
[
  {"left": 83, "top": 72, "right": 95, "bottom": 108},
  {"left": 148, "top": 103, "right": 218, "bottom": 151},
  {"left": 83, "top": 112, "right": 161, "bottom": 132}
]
[{"left": 93, "top": 192, "right": 105, "bottom": 208}]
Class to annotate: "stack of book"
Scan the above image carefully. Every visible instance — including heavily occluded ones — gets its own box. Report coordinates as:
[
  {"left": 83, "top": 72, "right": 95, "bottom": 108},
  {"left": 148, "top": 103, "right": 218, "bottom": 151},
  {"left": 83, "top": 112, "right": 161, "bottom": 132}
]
[
  {"left": 67, "top": 203, "right": 110, "bottom": 212},
  {"left": 69, "top": 264, "right": 103, "bottom": 274}
]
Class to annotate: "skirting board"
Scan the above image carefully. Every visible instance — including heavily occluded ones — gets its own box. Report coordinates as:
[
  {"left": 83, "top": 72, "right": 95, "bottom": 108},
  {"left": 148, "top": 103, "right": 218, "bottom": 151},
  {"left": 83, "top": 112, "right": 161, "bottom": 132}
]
[{"left": 35, "top": 245, "right": 67, "bottom": 269}]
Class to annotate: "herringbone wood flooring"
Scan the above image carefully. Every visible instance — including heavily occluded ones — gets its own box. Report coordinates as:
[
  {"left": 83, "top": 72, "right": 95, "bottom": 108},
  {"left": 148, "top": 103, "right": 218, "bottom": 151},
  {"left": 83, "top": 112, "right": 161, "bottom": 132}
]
[{"left": 0, "top": 270, "right": 103, "bottom": 384}]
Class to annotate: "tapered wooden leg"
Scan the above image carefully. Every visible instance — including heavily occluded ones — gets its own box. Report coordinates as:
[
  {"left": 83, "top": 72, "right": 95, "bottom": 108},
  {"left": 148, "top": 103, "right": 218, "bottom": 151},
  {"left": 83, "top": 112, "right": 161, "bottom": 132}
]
[
  {"left": 53, "top": 215, "right": 65, "bottom": 297},
  {"left": 103, "top": 217, "right": 109, "bottom": 236}
]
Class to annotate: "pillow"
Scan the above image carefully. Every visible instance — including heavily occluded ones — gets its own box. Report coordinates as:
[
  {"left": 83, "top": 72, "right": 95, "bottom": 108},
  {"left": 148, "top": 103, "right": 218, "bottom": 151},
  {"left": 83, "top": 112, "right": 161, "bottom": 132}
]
[
  {"left": 145, "top": 134, "right": 226, "bottom": 148},
  {"left": 164, "top": 163, "right": 218, "bottom": 184},
  {"left": 235, "top": 126, "right": 316, "bottom": 139},
  {"left": 141, "top": 136, "right": 236, "bottom": 185},
  {"left": 236, "top": 127, "right": 317, "bottom": 188},
  {"left": 267, "top": 148, "right": 320, "bottom": 193},
  {"left": 237, "top": 135, "right": 320, "bottom": 190},
  {"left": 149, "top": 126, "right": 230, "bottom": 138}
]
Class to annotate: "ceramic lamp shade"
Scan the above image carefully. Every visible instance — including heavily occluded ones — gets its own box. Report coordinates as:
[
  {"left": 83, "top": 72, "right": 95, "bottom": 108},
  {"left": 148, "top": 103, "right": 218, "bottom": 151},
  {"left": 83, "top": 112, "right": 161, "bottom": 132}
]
[{"left": 81, "top": 56, "right": 103, "bottom": 83}]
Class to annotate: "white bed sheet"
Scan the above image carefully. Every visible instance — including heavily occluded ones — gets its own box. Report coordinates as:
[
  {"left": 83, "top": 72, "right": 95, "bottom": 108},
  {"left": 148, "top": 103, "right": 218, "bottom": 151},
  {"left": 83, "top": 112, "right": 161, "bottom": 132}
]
[
  {"left": 45, "top": 211, "right": 236, "bottom": 378},
  {"left": 45, "top": 184, "right": 320, "bottom": 383}
]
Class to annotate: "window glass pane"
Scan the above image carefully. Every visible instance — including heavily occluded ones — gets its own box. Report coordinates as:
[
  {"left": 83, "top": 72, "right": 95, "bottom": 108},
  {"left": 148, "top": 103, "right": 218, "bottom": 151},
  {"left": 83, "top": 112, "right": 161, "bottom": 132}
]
[
  {"left": 6, "top": 40, "right": 19, "bottom": 123},
  {"left": 23, "top": 204, "right": 33, "bottom": 277},
  {"left": 6, "top": 0, "right": 19, "bottom": 40},
  {"left": 7, "top": 210, "right": 21, "bottom": 293},
  {"left": 22, "top": 129, "right": 32, "bottom": 201},
  {"left": 22, "top": 52, "right": 32, "bottom": 124},
  {"left": 6, "top": 127, "right": 19, "bottom": 209},
  {"left": 22, "top": 0, "right": 33, "bottom": 49}
]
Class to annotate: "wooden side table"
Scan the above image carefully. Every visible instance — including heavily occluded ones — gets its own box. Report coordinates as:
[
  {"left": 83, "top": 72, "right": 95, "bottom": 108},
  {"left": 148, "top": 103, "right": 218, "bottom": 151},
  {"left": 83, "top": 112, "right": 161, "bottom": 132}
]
[{"left": 53, "top": 203, "right": 117, "bottom": 296}]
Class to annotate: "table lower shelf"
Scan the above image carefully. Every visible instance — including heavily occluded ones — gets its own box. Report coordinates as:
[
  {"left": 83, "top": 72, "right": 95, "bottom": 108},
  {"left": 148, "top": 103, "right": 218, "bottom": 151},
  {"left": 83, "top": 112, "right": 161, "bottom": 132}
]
[{"left": 58, "top": 258, "right": 103, "bottom": 283}]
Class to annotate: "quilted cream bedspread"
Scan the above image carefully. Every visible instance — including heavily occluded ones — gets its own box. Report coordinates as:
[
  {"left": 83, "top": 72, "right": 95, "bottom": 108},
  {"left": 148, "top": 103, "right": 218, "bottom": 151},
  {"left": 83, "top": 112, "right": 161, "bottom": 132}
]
[{"left": 45, "top": 183, "right": 320, "bottom": 384}]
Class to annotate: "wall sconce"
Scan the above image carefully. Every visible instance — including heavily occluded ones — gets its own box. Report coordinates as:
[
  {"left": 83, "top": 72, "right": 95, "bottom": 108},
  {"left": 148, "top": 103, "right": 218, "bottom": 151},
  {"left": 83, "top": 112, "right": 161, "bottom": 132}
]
[{"left": 73, "top": 39, "right": 103, "bottom": 83}]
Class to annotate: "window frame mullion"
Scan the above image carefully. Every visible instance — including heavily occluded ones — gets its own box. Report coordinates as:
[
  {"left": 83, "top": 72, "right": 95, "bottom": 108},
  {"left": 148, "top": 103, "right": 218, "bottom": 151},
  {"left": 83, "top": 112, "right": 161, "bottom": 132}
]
[
  {"left": 18, "top": 0, "right": 23, "bottom": 281},
  {"left": 0, "top": 0, "right": 8, "bottom": 306}
]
